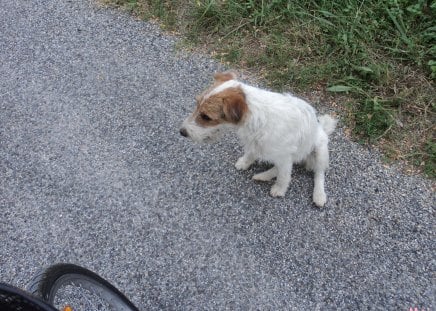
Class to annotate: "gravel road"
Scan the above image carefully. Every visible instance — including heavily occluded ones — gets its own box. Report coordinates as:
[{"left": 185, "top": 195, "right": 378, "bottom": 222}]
[{"left": 0, "top": 0, "right": 434, "bottom": 310}]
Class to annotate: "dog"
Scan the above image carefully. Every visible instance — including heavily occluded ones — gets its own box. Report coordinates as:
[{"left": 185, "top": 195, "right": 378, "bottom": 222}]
[{"left": 180, "top": 71, "right": 337, "bottom": 207}]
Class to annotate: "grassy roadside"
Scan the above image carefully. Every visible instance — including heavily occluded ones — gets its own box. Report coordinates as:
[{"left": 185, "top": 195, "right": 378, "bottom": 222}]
[{"left": 102, "top": 0, "right": 435, "bottom": 178}]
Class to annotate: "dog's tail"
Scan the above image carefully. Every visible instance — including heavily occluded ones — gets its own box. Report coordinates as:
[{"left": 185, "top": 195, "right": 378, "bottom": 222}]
[{"left": 319, "top": 114, "right": 337, "bottom": 136}]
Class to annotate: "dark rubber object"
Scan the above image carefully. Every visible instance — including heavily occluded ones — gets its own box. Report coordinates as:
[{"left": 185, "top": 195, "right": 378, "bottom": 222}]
[
  {"left": 27, "top": 263, "right": 139, "bottom": 311},
  {"left": 0, "top": 282, "right": 57, "bottom": 311}
]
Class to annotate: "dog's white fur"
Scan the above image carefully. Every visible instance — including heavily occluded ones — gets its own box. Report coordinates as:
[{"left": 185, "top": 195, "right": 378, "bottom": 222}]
[{"left": 180, "top": 72, "right": 337, "bottom": 207}]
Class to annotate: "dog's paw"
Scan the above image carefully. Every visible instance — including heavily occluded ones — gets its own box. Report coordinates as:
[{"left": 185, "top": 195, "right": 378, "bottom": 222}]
[
  {"left": 313, "top": 191, "right": 327, "bottom": 207},
  {"left": 235, "top": 157, "right": 251, "bottom": 170},
  {"left": 270, "top": 184, "right": 287, "bottom": 197}
]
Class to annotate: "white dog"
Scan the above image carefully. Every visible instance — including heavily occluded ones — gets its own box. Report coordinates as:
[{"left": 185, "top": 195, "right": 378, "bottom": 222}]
[{"left": 180, "top": 72, "right": 337, "bottom": 207}]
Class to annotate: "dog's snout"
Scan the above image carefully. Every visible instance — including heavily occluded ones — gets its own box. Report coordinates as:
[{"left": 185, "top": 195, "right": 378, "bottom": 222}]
[{"left": 180, "top": 128, "right": 188, "bottom": 137}]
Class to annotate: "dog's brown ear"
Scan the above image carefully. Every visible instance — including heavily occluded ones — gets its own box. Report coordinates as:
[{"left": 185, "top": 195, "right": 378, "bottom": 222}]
[
  {"left": 222, "top": 88, "right": 247, "bottom": 123},
  {"left": 214, "top": 71, "right": 237, "bottom": 82}
]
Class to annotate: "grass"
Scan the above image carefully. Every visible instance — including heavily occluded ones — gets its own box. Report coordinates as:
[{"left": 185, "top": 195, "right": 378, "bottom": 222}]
[{"left": 102, "top": 0, "right": 435, "bottom": 178}]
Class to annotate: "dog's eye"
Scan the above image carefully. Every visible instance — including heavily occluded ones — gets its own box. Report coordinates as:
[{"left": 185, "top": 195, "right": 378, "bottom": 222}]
[{"left": 200, "top": 113, "right": 212, "bottom": 121}]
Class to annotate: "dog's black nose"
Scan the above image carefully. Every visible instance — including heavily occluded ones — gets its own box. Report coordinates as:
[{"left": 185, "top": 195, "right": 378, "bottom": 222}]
[{"left": 180, "top": 128, "right": 188, "bottom": 137}]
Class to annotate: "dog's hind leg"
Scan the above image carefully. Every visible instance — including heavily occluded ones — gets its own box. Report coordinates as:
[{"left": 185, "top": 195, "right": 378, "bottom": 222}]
[
  {"left": 270, "top": 162, "right": 292, "bottom": 197},
  {"left": 252, "top": 166, "right": 277, "bottom": 181},
  {"left": 313, "top": 171, "right": 326, "bottom": 207},
  {"left": 312, "top": 141, "right": 329, "bottom": 207}
]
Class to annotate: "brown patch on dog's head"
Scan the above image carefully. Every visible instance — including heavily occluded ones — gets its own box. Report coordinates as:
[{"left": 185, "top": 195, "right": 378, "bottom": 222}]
[
  {"left": 213, "top": 71, "right": 237, "bottom": 83},
  {"left": 221, "top": 87, "right": 247, "bottom": 123},
  {"left": 196, "top": 71, "right": 238, "bottom": 103},
  {"left": 195, "top": 87, "right": 247, "bottom": 126}
]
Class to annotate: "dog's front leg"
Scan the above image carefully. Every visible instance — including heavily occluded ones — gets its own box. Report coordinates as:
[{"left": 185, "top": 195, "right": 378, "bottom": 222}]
[
  {"left": 270, "top": 162, "right": 292, "bottom": 197},
  {"left": 235, "top": 152, "right": 256, "bottom": 170}
]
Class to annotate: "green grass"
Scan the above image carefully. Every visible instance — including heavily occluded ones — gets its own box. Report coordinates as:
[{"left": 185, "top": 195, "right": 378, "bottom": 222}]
[{"left": 102, "top": 0, "right": 435, "bottom": 178}]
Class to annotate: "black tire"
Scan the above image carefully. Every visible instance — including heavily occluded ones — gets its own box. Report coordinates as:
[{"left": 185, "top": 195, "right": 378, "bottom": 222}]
[
  {"left": 27, "top": 263, "right": 139, "bottom": 311},
  {"left": 0, "top": 282, "right": 57, "bottom": 311}
]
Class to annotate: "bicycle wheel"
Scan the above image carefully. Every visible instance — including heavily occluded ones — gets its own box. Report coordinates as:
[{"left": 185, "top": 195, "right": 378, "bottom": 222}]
[
  {"left": 27, "top": 263, "right": 139, "bottom": 311},
  {"left": 0, "top": 282, "right": 57, "bottom": 311}
]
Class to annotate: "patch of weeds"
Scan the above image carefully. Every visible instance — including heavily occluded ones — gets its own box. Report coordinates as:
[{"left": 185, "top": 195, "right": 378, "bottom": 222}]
[
  {"left": 354, "top": 97, "right": 396, "bottom": 141},
  {"left": 142, "top": 1, "right": 178, "bottom": 28},
  {"left": 422, "top": 141, "right": 436, "bottom": 178}
]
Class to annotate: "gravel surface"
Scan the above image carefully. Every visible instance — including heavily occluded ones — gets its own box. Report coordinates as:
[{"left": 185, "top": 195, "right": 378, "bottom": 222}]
[{"left": 0, "top": 0, "right": 434, "bottom": 310}]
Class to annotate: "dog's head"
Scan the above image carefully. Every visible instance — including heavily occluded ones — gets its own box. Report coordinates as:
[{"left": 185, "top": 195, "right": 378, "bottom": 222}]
[{"left": 180, "top": 72, "right": 248, "bottom": 143}]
